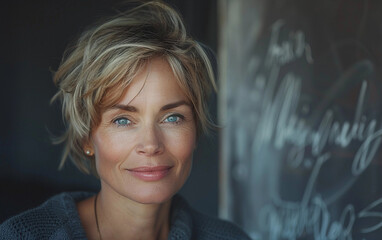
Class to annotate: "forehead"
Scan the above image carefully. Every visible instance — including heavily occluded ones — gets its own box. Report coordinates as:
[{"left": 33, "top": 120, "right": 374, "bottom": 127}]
[{"left": 114, "top": 57, "right": 190, "bottom": 107}]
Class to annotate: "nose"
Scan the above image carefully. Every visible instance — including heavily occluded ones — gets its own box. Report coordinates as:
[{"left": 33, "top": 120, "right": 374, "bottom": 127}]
[{"left": 135, "top": 124, "right": 164, "bottom": 156}]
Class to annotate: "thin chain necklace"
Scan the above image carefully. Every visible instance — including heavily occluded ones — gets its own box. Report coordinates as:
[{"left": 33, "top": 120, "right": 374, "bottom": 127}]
[{"left": 94, "top": 193, "right": 103, "bottom": 240}]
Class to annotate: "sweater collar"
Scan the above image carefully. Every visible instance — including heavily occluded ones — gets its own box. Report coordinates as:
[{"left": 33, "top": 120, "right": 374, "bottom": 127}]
[
  {"left": 67, "top": 192, "right": 194, "bottom": 239},
  {"left": 168, "top": 195, "right": 193, "bottom": 240}
]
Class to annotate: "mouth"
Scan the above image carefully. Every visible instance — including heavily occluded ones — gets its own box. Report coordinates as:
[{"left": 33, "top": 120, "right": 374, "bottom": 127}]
[{"left": 126, "top": 166, "right": 173, "bottom": 181}]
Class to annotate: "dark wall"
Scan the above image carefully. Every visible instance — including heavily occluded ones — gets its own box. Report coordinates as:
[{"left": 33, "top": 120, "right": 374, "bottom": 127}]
[{"left": 0, "top": 0, "right": 217, "bottom": 222}]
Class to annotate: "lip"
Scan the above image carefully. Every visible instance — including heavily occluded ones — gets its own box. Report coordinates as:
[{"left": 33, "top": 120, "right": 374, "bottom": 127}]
[{"left": 127, "top": 166, "right": 172, "bottom": 181}]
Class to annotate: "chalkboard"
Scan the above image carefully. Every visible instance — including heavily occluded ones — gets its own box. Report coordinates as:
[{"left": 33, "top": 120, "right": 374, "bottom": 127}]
[{"left": 219, "top": 1, "right": 382, "bottom": 239}]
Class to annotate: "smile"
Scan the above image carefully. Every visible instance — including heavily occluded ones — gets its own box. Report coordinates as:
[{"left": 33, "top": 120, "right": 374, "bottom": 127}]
[{"left": 127, "top": 166, "right": 173, "bottom": 181}]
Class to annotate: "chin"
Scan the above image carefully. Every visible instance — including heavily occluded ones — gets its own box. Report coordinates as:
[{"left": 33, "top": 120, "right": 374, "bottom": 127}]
[{"left": 127, "top": 186, "right": 178, "bottom": 205}]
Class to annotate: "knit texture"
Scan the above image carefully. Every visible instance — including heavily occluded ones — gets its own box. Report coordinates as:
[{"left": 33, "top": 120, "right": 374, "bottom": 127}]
[{"left": 0, "top": 192, "right": 250, "bottom": 240}]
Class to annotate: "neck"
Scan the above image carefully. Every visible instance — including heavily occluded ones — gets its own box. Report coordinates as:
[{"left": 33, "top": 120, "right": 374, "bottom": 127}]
[{"left": 95, "top": 183, "right": 172, "bottom": 240}]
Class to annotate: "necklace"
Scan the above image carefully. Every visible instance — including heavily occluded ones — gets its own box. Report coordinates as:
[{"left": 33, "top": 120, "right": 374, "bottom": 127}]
[{"left": 94, "top": 193, "right": 103, "bottom": 240}]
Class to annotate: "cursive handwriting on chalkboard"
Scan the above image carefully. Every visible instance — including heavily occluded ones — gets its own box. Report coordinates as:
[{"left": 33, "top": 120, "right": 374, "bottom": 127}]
[
  {"left": 230, "top": 19, "right": 382, "bottom": 239},
  {"left": 253, "top": 69, "right": 382, "bottom": 177},
  {"left": 265, "top": 20, "right": 314, "bottom": 67},
  {"left": 358, "top": 198, "right": 382, "bottom": 234}
]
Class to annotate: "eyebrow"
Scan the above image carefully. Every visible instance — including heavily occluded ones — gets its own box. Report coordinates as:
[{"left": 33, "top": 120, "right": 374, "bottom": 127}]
[
  {"left": 112, "top": 104, "right": 137, "bottom": 112},
  {"left": 111, "top": 100, "right": 191, "bottom": 112},
  {"left": 160, "top": 100, "right": 191, "bottom": 111}
]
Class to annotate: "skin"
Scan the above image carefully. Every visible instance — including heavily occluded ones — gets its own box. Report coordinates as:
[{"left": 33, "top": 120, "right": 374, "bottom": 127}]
[{"left": 77, "top": 57, "right": 197, "bottom": 240}]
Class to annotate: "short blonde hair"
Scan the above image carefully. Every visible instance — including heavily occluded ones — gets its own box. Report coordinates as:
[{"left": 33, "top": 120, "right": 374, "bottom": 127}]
[{"left": 52, "top": 1, "right": 216, "bottom": 175}]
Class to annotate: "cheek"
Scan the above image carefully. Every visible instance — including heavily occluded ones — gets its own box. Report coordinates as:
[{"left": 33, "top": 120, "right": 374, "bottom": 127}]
[
  {"left": 165, "top": 127, "right": 196, "bottom": 163},
  {"left": 177, "top": 138, "right": 195, "bottom": 162},
  {"left": 92, "top": 130, "right": 134, "bottom": 165}
]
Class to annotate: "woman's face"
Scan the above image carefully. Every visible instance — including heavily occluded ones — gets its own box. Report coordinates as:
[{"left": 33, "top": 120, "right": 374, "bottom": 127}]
[{"left": 89, "top": 58, "right": 196, "bottom": 204}]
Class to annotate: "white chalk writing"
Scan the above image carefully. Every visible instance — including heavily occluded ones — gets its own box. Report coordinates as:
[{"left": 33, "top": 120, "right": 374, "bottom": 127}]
[{"left": 228, "top": 19, "right": 382, "bottom": 239}]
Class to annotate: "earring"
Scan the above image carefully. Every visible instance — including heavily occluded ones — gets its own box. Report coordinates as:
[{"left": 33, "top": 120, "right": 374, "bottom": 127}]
[{"left": 85, "top": 150, "right": 91, "bottom": 155}]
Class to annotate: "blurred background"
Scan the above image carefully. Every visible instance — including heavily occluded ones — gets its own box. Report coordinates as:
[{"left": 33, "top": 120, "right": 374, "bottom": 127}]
[{"left": 0, "top": 0, "right": 218, "bottom": 222}]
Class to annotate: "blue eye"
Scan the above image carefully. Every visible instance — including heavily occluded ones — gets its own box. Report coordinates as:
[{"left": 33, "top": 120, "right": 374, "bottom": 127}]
[
  {"left": 114, "top": 117, "right": 131, "bottom": 126},
  {"left": 164, "top": 115, "right": 182, "bottom": 123}
]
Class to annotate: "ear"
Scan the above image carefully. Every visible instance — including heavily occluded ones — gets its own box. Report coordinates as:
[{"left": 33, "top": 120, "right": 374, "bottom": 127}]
[{"left": 82, "top": 139, "right": 94, "bottom": 156}]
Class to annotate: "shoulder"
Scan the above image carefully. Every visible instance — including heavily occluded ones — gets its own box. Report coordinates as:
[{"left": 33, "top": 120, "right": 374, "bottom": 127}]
[
  {"left": 170, "top": 195, "right": 251, "bottom": 240},
  {"left": 0, "top": 191, "right": 92, "bottom": 239}
]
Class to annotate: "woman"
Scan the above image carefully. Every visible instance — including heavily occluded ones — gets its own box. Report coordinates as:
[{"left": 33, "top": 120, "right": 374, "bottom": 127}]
[{"left": 0, "top": 1, "right": 250, "bottom": 239}]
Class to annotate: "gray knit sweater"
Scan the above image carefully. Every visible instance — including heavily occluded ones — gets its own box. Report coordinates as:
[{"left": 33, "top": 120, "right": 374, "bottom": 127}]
[{"left": 0, "top": 192, "right": 250, "bottom": 239}]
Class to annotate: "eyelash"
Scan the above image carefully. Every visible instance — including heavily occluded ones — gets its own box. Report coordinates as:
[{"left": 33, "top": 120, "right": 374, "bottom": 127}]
[{"left": 112, "top": 113, "right": 184, "bottom": 127}]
